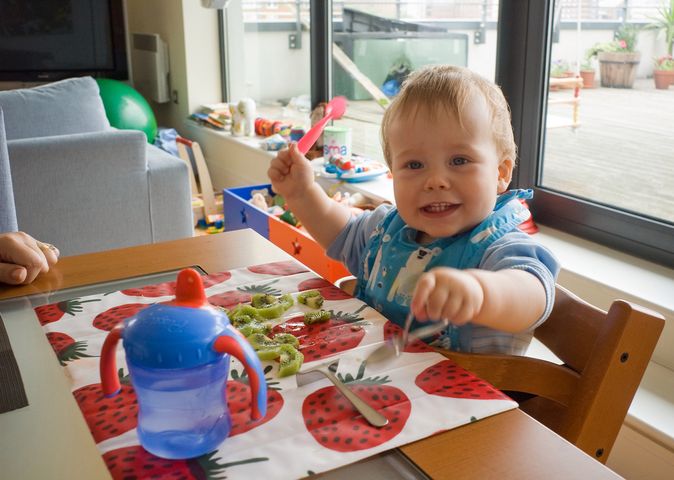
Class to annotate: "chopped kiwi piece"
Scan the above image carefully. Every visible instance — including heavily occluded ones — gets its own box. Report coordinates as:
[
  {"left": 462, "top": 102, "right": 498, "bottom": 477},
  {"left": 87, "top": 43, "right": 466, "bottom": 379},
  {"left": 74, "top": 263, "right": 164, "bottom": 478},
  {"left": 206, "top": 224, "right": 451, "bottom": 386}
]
[
  {"left": 246, "top": 333, "right": 277, "bottom": 350},
  {"left": 305, "top": 295, "right": 324, "bottom": 309},
  {"left": 230, "top": 304, "right": 261, "bottom": 319},
  {"left": 238, "top": 321, "right": 271, "bottom": 337},
  {"left": 272, "top": 333, "right": 299, "bottom": 348},
  {"left": 230, "top": 314, "right": 254, "bottom": 328},
  {"left": 278, "top": 344, "right": 304, "bottom": 377},
  {"left": 256, "top": 347, "right": 282, "bottom": 361},
  {"left": 251, "top": 293, "right": 279, "bottom": 308},
  {"left": 297, "top": 290, "right": 320, "bottom": 304},
  {"left": 254, "top": 293, "right": 294, "bottom": 319},
  {"left": 303, "top": 310, "right": 331, "bottom": 325}
]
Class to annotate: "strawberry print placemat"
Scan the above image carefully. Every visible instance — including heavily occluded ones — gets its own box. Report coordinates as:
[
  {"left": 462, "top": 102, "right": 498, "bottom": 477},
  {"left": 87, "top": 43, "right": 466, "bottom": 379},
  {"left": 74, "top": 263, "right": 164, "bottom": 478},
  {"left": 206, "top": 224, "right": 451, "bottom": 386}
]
[{"left": 35, "top": 260, "right": 517, "bottom": 479}]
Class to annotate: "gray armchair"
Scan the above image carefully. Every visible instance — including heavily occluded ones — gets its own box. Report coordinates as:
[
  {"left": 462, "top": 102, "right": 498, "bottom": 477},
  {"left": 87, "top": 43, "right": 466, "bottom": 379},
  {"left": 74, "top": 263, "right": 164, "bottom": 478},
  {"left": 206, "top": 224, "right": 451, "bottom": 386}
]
[{"left": 0, "top": 77, "right": 192, "bottom": 256}]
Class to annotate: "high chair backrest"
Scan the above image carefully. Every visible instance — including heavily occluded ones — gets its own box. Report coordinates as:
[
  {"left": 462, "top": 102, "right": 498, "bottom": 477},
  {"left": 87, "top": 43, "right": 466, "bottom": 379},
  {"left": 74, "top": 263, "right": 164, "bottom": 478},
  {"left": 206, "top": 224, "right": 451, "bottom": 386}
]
[{"left": 440, "top": 285, "right": 664, "bottom": 463}]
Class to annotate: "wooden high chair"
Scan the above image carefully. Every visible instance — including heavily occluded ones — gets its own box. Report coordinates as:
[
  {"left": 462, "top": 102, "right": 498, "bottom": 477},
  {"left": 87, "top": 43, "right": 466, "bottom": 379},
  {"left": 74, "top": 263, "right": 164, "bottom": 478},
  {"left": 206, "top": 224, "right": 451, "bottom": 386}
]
[{"left": 336, "top": 279, "right": 664, "bottom": 463}]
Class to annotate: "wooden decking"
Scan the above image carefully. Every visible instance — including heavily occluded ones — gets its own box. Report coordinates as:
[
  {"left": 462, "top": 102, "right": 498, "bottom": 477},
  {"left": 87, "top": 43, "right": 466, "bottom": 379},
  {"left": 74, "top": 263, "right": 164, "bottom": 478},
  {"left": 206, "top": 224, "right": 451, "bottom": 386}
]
[{"left": 338, "top": 78, "right": 674, "bottom": 224}]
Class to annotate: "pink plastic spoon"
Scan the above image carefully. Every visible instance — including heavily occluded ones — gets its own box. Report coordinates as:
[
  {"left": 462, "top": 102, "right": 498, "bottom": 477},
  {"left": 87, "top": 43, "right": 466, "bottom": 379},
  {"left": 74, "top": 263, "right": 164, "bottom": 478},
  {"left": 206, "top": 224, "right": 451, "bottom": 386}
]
[{"left": 297, "top": 96, "right": 347, "bottom": 154}]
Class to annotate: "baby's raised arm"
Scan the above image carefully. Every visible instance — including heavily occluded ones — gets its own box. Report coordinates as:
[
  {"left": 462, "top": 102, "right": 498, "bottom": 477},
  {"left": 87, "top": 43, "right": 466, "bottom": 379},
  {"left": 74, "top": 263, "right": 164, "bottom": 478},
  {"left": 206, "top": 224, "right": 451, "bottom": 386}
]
[{"left": 268, "top": 143, "right": 351, "bottom": 249}]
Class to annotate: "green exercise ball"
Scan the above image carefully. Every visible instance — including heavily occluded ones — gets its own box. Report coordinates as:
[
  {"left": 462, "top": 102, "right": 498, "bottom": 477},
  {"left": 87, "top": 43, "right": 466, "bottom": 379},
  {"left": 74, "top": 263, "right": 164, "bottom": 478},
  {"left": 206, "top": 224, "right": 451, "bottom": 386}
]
[{"left": 95, "top": 78, "right": 157, "bottom": 143}]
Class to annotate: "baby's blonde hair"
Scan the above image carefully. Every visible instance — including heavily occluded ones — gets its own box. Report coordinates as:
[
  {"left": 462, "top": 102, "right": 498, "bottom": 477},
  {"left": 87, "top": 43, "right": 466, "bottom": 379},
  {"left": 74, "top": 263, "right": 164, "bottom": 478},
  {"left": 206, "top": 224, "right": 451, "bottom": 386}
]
[{"left": 380, "top": 65, "right": 517, "bottom": 167}]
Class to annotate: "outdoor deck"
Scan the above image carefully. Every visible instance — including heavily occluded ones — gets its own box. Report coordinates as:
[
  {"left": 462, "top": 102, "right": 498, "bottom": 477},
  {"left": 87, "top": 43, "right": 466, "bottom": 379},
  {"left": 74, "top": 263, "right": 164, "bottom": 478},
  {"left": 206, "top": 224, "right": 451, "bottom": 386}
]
[{"left": 340, "top": 78, "right": 674, "bottom": 224}]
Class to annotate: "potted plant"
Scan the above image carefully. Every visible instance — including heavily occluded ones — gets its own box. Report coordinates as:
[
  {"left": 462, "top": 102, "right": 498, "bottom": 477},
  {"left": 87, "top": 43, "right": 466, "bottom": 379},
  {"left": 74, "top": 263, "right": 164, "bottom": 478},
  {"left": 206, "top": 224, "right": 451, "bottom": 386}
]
[
  {"left": 653, "top": 55, "right": 674, "bottom": 89},
  {"left": 590, "top": 24, "right": 641, "bottom": 88},
  {"left": 645, "top": 0, "right": 674, "bottom": 88},
  {"left": 579, "top": 58, "right": 596, "bottom": 88}
]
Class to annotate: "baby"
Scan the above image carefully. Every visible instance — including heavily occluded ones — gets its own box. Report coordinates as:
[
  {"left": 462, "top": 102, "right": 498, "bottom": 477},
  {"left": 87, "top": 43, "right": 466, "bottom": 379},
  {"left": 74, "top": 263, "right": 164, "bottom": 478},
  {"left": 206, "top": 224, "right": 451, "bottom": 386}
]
[{"left": 268, "top": 65, "right": 559, "bottom": 354}]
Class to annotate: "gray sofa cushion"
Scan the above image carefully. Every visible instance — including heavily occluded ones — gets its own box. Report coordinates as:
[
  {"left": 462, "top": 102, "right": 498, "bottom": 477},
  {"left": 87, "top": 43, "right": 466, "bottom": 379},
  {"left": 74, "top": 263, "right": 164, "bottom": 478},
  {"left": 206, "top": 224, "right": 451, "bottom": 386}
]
[
  {"left": 0, "top": 108, "right": 18, "bottom": 232},
  {"left": 0, "top": 77, "right": 110, "bottom": 141}
]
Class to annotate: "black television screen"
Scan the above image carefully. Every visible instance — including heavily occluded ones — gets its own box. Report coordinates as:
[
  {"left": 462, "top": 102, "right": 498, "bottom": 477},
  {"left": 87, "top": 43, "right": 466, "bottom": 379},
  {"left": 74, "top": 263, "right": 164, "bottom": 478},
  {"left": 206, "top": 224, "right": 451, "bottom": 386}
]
[{"left": 0, "top": 0, "right": 127, "bottom": 81}]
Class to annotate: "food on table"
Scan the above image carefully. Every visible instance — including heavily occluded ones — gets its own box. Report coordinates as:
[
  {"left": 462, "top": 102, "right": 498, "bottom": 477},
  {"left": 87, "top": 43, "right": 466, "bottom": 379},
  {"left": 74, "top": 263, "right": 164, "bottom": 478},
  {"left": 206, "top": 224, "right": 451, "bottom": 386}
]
[
  {"left": 303, "top": 310, "right": 331, "bottom": 325},
  {"left": 297, "top": 289, "right": 324, "bottom": 309}
]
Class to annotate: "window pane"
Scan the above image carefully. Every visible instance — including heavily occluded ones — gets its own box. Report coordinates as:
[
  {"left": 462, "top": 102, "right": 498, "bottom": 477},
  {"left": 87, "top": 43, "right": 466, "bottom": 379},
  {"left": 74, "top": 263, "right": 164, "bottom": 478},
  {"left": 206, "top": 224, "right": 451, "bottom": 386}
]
[
  {"left": 331, "top": 1, "right": 500, "bottom": 162},
  {"left": 542, "top": 0, "right": 674, "bottom": 224},
  {"left": 228, "top": 1, "right": 312, "bottom": 124}
]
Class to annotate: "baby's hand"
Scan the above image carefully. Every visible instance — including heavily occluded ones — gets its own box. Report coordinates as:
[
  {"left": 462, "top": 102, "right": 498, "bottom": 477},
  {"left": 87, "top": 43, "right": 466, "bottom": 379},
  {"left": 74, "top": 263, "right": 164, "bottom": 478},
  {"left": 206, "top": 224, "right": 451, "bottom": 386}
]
[
  {"left": 411, "top": 268, "right": 483, "bottom": 326},
  {"left": 267, "top": 142, "right": 314, "bottom": 201}
]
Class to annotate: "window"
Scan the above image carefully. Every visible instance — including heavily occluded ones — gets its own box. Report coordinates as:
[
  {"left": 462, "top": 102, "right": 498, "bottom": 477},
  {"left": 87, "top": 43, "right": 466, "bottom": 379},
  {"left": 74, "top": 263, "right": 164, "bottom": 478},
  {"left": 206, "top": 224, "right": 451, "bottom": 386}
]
[
  {"left": 221, "top": 1, "right": 312, "bottom": 127},
  {"left": 503, "top": 0, "right": 674, "bottom": 268},
  {"left": 221, "top": 0, "right": 674, "bottom": 268}
]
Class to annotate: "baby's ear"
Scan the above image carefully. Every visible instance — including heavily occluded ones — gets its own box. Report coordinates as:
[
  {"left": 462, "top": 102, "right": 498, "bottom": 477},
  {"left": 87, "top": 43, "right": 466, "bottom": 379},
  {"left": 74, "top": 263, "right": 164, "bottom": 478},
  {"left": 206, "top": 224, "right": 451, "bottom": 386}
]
[{"left": 497, "top": 157, "right": 514, "bottom": 193}]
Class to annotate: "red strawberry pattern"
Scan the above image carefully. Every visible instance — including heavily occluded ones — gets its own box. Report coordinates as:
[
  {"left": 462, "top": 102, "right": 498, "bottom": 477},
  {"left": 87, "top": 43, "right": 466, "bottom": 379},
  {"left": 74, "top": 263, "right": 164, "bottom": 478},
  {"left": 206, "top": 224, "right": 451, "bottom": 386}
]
[
  {"left": 302, "top": 363, "right": 411, "bottom": 452},
  {"left": 208, "top": 280, "right": 281, "bottom": 309},
  {"left": 201, "top": 271, "right": 232, "bottom": 288},
  {"left": 46, "top": 332, "right": 94, "bottom": 366},
  {"left": 35, "top": 298, "right": 100, "bottom": 325},
  {"left": 271, "top": 305, "right": 367, "bottom": 362},
  {"left": 93, "top": 303, "right": 149, "bottom": 331},
  {"left": 228, "top": 365, "right": 283, "bottom": 436},
  {"left": 121, "top": 281, "right": 176, "bottom": 298},
  {"left": 74, "top": 368, "right": 138, "bottom": 443},
  {"left": 248, "top": 261, "right": 308, "bottom": 276},
  {"left": 297, "top": 278, "right": 352, "bottom": 301},
  {"left": 103, "top": 446, "right": 268, "bottom": 480},
  {"left": 415, "top": 359, "right": 510, "bottom": 400}
]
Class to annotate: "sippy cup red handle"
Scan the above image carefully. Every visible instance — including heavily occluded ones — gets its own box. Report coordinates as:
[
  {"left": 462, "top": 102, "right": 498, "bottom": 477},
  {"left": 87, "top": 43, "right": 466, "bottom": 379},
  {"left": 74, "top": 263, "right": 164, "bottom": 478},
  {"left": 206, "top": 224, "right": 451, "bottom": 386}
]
[
  {"left": 100, "top": 324, "right": 124, "bottom": 397},
  {"left": 213, "top": 326, "right": 267, "bottom": 420}
]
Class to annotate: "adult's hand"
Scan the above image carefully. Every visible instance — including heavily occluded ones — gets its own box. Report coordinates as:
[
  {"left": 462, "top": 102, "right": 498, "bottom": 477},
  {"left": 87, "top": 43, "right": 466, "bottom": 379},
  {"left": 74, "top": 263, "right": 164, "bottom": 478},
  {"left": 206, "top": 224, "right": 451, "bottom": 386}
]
[{"left": 0, "top": 232, "right": 60, "bottom": 285}]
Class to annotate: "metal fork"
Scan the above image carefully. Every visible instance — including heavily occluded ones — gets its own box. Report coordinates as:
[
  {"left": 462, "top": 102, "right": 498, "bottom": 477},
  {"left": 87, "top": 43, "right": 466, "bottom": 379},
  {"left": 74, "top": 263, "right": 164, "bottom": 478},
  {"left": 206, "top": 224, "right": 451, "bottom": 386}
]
[
  {"left": 365, "top": 313, "right": 447, "bottom": 366},
  {"left": 296, "top": 360, "right": 389, "bottom": 427}
]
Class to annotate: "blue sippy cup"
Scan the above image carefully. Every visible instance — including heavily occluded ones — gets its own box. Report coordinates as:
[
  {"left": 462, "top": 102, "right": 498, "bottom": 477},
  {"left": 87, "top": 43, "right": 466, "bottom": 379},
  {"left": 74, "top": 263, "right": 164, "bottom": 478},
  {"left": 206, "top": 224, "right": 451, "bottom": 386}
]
[{"left": 100, "top": 268, "right": 267, "bottom": 459}]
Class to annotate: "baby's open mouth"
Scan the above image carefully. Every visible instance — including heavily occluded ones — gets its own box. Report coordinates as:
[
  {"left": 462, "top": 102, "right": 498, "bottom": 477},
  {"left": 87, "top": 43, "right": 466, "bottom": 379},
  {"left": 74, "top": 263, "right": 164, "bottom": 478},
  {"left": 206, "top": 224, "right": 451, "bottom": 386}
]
[{"left": 421, "top": 202, "right": 457, "bottom": 213}]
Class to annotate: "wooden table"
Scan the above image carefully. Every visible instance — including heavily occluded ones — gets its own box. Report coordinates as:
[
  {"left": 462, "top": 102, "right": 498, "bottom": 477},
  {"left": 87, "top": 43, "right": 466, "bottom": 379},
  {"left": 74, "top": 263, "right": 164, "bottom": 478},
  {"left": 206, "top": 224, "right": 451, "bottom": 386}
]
[{"left": 0, "top": 230, "right": 622, "bottom": 479}]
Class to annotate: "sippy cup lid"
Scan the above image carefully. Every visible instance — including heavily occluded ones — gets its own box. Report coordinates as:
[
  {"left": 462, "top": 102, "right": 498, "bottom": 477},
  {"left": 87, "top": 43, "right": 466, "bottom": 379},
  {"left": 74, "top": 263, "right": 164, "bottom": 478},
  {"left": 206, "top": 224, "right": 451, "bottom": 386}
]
[{"left": 122, "top": 269, "right": 232, "bottom": 369}]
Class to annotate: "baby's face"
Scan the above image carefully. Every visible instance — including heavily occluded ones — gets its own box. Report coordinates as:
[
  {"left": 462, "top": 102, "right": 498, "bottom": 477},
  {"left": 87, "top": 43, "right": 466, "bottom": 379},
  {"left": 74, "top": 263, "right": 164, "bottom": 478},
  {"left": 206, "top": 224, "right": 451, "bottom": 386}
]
[{"left": 388, "top": 95, "right": 512, "bottom": 244}]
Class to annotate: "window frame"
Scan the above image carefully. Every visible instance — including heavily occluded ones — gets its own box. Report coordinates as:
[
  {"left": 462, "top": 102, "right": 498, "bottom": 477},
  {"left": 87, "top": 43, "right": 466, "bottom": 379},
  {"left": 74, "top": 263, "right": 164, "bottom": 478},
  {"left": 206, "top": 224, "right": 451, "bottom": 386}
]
[{"left": 499, "top": 0, "right": 674, "bottom": 269}]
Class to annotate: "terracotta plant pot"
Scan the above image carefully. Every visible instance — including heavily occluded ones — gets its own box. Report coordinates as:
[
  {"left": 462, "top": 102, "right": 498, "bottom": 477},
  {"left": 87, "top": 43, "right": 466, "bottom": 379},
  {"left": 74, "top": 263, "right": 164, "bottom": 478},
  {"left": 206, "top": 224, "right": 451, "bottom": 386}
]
[
  {"left": 653, "top": 69, "right": 674, "bottom": 90},
  {"left": 580, "top": 70, "right": 596, "bottom": 88},
  {"left": 598, "top": 51, "right": 641, "bottom": 88}
]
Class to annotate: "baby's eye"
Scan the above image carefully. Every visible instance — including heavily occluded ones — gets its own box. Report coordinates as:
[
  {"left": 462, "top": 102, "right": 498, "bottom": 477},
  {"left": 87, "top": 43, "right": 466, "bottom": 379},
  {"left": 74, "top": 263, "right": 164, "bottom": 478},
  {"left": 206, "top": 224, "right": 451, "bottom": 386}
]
[
  {"left": 450, "top": 157, "right": 469, "bottom": 166},
  {"left": 406, "top": 160, "right": 423, "bottom": 170}
]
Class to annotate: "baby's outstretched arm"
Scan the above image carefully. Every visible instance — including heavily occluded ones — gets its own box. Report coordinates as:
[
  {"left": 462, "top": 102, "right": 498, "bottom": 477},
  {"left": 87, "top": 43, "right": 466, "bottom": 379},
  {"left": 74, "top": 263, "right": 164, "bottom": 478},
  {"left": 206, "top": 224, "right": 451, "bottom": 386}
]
[
  {"left": 268, "top": 143, "right": 351, "bottom": 249},
  {"left": 411, "top": 267, "right": 546, "bottom": 333}
]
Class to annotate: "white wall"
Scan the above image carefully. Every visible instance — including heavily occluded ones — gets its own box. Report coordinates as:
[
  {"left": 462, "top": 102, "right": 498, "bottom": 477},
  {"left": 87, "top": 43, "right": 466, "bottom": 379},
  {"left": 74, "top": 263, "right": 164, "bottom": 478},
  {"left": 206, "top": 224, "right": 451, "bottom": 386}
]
[{"left": 125, "top": 0, "right": 221, "bottom": 131}]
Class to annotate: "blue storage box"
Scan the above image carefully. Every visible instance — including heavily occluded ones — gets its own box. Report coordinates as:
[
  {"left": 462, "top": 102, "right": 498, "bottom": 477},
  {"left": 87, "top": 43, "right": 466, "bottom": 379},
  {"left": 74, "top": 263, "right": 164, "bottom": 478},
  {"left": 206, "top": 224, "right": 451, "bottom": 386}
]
[{"left": 223, "top": 184, "right": 273, "bottom": 238}]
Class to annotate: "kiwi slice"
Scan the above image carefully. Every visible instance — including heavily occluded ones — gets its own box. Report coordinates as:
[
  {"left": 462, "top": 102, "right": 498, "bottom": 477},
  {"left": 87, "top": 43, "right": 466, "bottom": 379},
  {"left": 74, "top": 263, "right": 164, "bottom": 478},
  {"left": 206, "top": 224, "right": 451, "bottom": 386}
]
[
  {"left": 297, "top": 290, "right": 320, "bottom": 304},
  {"left": 256, "top": 347, "right": 282, "bottom": 361},
  {"left": 303, "top": 310, "right": 331, "bottom": 325},
  {"left": 278, "top": 344, "right": 304, "bottom": 377},
  {"left": 254, "top": 294, "right": 294, "bottom": 319},
  {"left": 230, "top": 313, "right": 254, "bottom": 328},
  {"left": 238, "top": 321, "right": 271, "bottom": 337},
  {"left": 272, "top": 332, "right": 299, "bottom": 348},
  {"left": 305, "top": 295, "right": 324, "bottom": 309},
  {"left": 251, "top": 293, "right": 278, "bottom": 308}
]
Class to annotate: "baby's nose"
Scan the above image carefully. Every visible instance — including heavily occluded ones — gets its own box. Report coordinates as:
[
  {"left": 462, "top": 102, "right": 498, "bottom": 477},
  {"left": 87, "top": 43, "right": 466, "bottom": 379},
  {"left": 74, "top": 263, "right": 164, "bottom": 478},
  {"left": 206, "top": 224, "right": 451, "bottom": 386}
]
[{"left": 424, "top": 173, "right": 451, "bottom": 190}]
